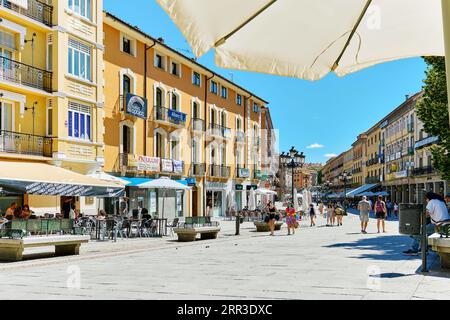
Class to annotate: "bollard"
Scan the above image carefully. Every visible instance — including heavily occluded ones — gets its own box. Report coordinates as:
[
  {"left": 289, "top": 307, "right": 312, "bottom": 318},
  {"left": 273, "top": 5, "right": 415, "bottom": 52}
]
[{"left": 235, "top": 214, "right": 241, "bottom": 236}]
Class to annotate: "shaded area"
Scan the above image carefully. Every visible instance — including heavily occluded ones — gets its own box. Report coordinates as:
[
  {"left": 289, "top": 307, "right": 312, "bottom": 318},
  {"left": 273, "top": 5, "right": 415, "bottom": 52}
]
[{"left": 324, "top": 235, "right": 414, "bottom": 261}]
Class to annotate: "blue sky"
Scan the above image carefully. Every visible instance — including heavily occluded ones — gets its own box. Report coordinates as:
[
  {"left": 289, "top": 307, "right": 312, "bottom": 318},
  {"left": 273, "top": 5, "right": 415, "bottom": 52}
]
[{"left": 105, "top": 0, "right": 427, "bottom": 164}]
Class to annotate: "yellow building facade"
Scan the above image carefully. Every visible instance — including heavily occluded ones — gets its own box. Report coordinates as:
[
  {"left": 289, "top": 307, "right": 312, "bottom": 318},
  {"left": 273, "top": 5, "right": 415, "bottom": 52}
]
[
  {"left": 0, "top": 0, "right": 104, "bottom": 215},
  {"left": 365, "top": 125, "right": 382, "bottom": 185},
  {"left": 102, "top": 12, "right": 269, "bottom": 218}
]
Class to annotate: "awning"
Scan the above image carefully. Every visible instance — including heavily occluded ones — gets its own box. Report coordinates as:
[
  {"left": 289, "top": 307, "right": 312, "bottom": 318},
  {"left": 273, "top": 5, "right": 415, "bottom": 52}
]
[
  {"left": 346, "top": 184, "right": 379, "bottom": 198},
  {"left": 0, "top": 161, "right": 125, "bottom": 197},
  {"left": 121, "top": 177, "right": 188, "bottom": 187}
]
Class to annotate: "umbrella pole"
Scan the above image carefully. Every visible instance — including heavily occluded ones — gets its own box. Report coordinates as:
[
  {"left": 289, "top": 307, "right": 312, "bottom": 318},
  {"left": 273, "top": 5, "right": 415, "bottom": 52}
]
[{"left": 442, "top": 0, "right": 450, "bottom": 126}]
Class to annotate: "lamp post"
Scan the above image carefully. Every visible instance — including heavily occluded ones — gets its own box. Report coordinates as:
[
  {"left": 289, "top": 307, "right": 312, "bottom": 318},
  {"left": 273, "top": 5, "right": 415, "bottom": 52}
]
[
  {"left": 279, "top": 147, "right": 306, "bottom": 207},
  {"left": 338, "top": 171, "right": 353, "bottom": 214}
]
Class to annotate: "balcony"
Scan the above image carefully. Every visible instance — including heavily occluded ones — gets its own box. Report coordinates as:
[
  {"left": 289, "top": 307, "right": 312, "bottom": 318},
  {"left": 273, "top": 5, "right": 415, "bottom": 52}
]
[
  {"left": 154, "top": 106, "right": 187, "bottom": 127},
  {"left": 365, "top": 176, "right": 381, "bottom": 184},
  {"left": 352, "top": 168, "right": 362, "bottom": 174},
  {"left": 366, "top": 158, "right": 378, "bottom": 167},
  {"left": 209, "top": 165, "right": 230, "bottom": 178},
  {"left": 1, "top": 0, "right": 53, "bottom": 27},
  {"left": 0, "top": 130, "right": 52, "bottom": 157},
  {"left": 412, "top": 166, "right": 436, "bottom": 176},
  {"left": 190, "top": 163, "right": 205, "bottom": 176},
  {"left": 208, "top": 123, "right": 231, "bottom": 139},
  {"left": 191, "top": 118, "right": 205, "bottom": 132},
  {"left": 0, "top": 56, "right": 52, "bottom": 93}
]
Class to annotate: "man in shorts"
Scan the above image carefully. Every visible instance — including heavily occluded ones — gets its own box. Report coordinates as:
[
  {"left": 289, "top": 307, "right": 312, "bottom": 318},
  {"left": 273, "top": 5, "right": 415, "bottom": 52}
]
[{"left": 358, "top": 196, "right": 372, "bottom": 234}]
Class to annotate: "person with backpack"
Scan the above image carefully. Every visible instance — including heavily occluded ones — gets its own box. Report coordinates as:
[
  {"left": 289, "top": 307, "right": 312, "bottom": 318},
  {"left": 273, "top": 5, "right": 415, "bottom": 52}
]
[
  {"left": 374, "top": 196, "right": 387, "bottom": 233},
  {"left": 358, "top": 196, "right": 372, "bottom": 234}
]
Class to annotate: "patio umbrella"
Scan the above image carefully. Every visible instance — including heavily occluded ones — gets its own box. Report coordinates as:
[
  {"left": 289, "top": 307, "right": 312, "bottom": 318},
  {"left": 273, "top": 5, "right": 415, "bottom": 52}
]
[
  {"left": 227, "top": 191, "right": 236, "bottom": 213},
  {"left": 157, "top": 0, "right": 450, "bottom": 122},
  {"left": 139, "top": 177, "right": 190, "bottom": 219},
  {"left": 88, "top": 172, "right": 130, "bottom": 186}
]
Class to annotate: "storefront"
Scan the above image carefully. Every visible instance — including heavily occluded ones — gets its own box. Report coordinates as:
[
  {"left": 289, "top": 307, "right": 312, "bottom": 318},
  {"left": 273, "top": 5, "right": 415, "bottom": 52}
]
[{"left": 205, "top": 181, "right": 226, "bottom": 217}]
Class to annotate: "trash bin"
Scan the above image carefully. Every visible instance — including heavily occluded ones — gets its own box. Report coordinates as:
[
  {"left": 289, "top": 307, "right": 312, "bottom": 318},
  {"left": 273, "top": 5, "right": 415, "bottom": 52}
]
[{"left": 399, "top": 204, "right": 422, "bottom": 236}]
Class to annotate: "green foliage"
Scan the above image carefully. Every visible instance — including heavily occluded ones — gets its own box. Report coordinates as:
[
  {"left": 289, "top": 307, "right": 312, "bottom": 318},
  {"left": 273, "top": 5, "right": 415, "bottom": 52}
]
[
  {"left": 416, "top": 57, "right": 450, "bottom": 181},
  {"left": 317, "top": 170, "right": 323, "bottom": 185}
]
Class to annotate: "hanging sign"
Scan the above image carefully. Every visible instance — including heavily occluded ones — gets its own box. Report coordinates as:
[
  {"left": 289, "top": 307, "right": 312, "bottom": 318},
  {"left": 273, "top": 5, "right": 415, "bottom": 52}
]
[
  {"left": 125, "top": 93, "right": 148, "bottom": 119},
  {"left": 161, "top": 159, "right": 173, "bottom": 172},
  {"left": 173, "top": 160, "right": 183, "bottom": 173}
]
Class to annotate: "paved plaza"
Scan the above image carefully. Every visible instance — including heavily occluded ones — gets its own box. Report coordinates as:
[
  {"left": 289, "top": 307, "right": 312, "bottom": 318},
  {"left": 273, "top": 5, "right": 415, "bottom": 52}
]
[{"left": 1, "top": 213, "right": 450, "bottom": 300}]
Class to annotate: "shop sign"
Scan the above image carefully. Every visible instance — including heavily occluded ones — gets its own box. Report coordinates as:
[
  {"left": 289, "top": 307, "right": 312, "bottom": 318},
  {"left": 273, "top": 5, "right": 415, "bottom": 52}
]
[
  {"left": 395, "top": 170, "right": 408, "bottom": 179},
  {"left": 173, "top": 160, "right": 184, "bottom": 173},
  {"left": 137, "top": 156, "right": 160, "bottom": 172},
  {"left": 235, "top": 184, "right": 243, "bottom": 191},
  {"left": 168, "top": 109, "right": 187, "bottom": 122},
  {"left": 205, "top": 181, "right": 226, "bottom": 189},
  {"left": 161, "top": 159, "right": 173, "bottom": 172},
  {"left": 238, "top": 168, "right": 250, "bottom": 178},
  {"left": 125, "top": 93, "right": 148, "bottom": 119},
  {"left": 186, "top": 178, "right": 196, "bottom": 186}
]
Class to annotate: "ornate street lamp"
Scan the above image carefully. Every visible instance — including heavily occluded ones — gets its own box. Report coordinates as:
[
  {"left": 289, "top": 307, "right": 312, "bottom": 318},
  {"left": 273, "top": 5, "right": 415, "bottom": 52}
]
[
  {"left": 338, "top": 171, "right": 353, "bottom": 213},
  {"left": 279, "top": 147, "right": 306, "bottom": 207}
]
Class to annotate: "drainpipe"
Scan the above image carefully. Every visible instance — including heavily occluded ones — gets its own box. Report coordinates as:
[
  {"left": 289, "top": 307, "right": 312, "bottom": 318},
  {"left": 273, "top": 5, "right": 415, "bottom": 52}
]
[
  {"left": 144, "top": 40, "right": 157, "bottom": 158},
  {"left": 204, "top": 73, "right": 215, "bottom": 217}
]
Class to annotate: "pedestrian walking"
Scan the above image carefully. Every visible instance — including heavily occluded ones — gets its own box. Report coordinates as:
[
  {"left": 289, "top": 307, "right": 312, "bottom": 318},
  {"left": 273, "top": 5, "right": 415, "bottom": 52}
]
[
  {"left": 335, "top": 204, "right": 344, "bottom": 226},
  {"left": 309, "top": 204, "right": 316, "bottom": 227},
  {"left": 358, "top": 196, "right": 372, "bottom": 234},
  {"left": 393, "top": 202, "right": 399, "bottom": 218},
  {"left": 386, "top": 200, "right": 392, "bottom": 218},
  {"left": 374, "top": 196, "right": 387, "bottom": 233},
  {"left": 286, "top": 204, "right": 297, "bottom": 235},
  {"left": 325, "top": 203, "right": 333, "bottom": 226},
  {"left": 267, "top": 201, "right": 277, "bottom": 236}
]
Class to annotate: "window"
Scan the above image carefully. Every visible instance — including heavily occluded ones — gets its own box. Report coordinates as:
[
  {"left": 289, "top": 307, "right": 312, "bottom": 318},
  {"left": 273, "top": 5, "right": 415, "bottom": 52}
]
[
  {"left": 47, "top": 101, "right": 53, "bottom": 136},
  {"left": 192, "top": 101, "right": 199, "bottom": 119},
  {"left": 0, "top": 102, "right": 13, "bottom": 132},
  {"left": 123, "top": 75, "right": 131, "bottom": 95},
  {"left": 122, "top": 37, "right": 132, "bottom": 55},
  {"left": 156, "top": 88, "right": 163, "bottom": 107},
  {"left": 68, "top": 102, "right": 91, "bottom": 140},
  {"left": 236, "top": 94, "right": 242, "bottom": 106},
  {"left": 171, "top": 61, "right": 180, "bottom": 77},
  {"left": 171, "top": 92, "right": 179, "bottom": 111},
  {"left": 210, "top": 81, "right": 218, "bottom": 94},
  {"left": 221, "top": 86, "right": 228, "bottom": 99},
  {"left": 68, "top": 0, "right": 92, "bottom": 20},
  {"left": 155, "top": 53, "right": 165, "bottom": 69},
  {"left": 47, "top": 34, "right": 53, "bottom": 71},
  {"left": 253, "top": 103, "right": 259, "bottom": 113},
  {"left": 68, "top": 39, "right": 91, "bottom": 81},
  {"left": 192, "top": 71, "right": 201, "bottom": 86}
]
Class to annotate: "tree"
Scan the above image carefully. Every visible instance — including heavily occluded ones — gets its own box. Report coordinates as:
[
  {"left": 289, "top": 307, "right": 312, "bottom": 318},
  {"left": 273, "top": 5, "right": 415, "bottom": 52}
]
[
  {"left": 416, "top": 56, "right": 450, "bottom": 181},
  {"left": 317, "top": 170, "right": 323, "bottom": 185}
]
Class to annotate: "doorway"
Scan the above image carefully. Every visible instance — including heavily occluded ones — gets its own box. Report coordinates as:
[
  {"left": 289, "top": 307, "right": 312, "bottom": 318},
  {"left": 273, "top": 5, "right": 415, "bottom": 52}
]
[
  {"left": 192, "top": 187, "right": 198, "bottom": 217},
  {"left": 206, "top": 190, "right": 223, "bottom": 217}
]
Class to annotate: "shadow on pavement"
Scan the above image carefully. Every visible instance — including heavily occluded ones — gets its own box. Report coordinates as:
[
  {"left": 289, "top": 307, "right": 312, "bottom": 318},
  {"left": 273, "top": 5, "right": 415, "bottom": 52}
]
[{"left": 323, "top": 235, "right": 415, "bottom": 261}]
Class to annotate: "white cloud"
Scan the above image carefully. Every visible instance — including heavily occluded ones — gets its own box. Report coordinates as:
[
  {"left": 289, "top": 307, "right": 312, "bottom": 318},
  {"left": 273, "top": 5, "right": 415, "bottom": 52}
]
[
  {"left": 307, "top": 143, "right": 324, "bottom": 149},
  {"left": 325, "top": 154, "right": 337, "bottom": 158}
]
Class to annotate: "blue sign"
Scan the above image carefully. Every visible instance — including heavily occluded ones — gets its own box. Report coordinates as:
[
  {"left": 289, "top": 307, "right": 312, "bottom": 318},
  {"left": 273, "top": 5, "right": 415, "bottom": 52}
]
[
  {"left": 168, "top": 109, "right": 187, "bottom": 123},
  {"left": 126, "top": 93, "right": 148, "bottom": 119},
  {"left": 186, "top": 178, "right": 196, "bottom": 186}
]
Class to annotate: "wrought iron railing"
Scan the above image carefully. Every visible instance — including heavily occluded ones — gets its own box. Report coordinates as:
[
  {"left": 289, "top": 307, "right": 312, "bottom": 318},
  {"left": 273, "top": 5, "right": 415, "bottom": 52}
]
[
  {"left": 0, "top": 130, "right": 52, "bottom": 157},
  {"left": 1, "top": 0, "right": 53, "bottom": 27},
  {"left": 208, "top": 123, "right": 231, "bottom": 139},
  {"left": 365, "top": 176, "right": 381, "bottom": 184},
  {"left": 190, "top": 163, "right": 205, "bottom": 176},
  {"left": 154, "top": 106, "right": 187, "bottom": 126},
  {"left": 191, "top": 118, "right": 204, "bottom": 132},
  {"left": 0, "top": 56, "right": 52, "bottom": 92},
  {"left": 209, "top": 165, "right": 230, "bottom": 178},
  {"left": 412, "top": 166, "right": 435, "bottom": 176}
]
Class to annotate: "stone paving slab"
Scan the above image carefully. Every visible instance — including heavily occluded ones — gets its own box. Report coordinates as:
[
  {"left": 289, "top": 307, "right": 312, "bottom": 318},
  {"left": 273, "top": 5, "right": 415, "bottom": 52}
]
[{"left": 0, "top": 214, "right": 449, "bottom": 299}]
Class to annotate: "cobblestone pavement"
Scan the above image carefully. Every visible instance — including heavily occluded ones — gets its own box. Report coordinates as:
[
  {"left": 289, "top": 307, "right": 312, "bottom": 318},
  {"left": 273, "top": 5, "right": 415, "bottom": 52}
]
[{"left": 1, "top": 213, "right": 449, "bottom": 300}]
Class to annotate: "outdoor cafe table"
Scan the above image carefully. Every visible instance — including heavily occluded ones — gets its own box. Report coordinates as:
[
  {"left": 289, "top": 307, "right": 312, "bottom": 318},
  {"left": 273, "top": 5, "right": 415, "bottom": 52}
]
[{"left": 92, "top": 218, "right": 168, "bottom": 240}]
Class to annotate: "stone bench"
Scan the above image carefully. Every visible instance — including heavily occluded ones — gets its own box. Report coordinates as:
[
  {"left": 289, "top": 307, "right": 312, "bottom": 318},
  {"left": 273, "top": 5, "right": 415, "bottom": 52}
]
[
  {"left": 429, "top": 233, "right": 450, "bottom": 269},
  {"left": 173, "top": 227, "right": 221, "bottom": 242},
  {"left": 254, "top": 221, "right": 283, "bottom": 232},
  {"left": 0, "top": 235, "right": 90, "bottom": 262}
]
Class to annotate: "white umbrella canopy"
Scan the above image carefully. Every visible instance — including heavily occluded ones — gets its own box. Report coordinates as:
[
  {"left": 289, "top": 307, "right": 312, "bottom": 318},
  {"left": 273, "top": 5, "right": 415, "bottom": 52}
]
[
  {"left": 138, "top": 177, "right": 191, "bottom": 190},
  {"left": 156, "top": 0, "right": 444, "bottom": 81},
  {"left": 88, "top": 172, "right": 130, "bottom": 186}
]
